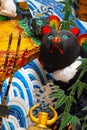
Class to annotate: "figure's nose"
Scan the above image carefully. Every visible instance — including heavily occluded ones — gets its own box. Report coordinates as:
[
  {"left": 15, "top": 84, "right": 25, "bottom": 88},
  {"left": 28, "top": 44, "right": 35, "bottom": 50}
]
[{"left": 52, "top": 37, "right": 61, "bottom": 43}]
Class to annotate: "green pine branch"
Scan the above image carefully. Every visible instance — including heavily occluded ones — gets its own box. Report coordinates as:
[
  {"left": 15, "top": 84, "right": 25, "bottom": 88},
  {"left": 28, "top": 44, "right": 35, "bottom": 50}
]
[
  {"left": 50, "top": 58, "right": 87, "bottom": 129},
  {"left": 57, "top": 0, "right": 78, "bottom": 30}
]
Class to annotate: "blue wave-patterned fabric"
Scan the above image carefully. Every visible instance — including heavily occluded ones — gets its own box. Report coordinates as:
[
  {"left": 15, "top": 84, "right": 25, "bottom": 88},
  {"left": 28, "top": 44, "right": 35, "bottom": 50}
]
[{"left": 1, "top": 59, "right": 48, "bottom": 130}]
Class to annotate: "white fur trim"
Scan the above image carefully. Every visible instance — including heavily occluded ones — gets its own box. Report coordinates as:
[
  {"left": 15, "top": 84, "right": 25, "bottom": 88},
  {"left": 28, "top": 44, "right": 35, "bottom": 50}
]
[{"left": 53, "top": 57, "right": 82, "bottom": 83}]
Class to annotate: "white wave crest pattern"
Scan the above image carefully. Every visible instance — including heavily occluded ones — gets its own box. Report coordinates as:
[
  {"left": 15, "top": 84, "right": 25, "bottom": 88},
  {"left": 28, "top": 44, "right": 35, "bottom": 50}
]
[{"left": 2, "top": 59, "right": 47, "bottom": 130}]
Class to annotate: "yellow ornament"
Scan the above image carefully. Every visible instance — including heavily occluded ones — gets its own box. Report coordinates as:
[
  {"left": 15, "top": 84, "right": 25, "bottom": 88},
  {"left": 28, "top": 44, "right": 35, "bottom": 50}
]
[{"left": 27, "top": 104, "right": 58, "bottom": 130}]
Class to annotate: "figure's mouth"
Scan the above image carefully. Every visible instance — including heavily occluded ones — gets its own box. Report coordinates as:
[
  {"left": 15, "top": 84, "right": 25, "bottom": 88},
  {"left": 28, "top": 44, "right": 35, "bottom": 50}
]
[{"left": 50, "top": 44, "right": 64, "bottom": 54}]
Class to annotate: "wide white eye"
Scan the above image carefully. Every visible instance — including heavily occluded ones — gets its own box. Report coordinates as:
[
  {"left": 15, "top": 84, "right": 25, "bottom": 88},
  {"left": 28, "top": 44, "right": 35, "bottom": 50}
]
[
  {"left": 62, "top": 35, "right": 68, "bottom": 40},
  {"left": 48, "top": 35, "right": 54, "bottom": 39}
]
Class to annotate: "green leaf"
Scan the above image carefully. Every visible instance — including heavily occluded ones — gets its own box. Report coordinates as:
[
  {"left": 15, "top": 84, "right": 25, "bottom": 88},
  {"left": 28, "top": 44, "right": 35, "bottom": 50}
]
[
  {"left": 77, "top": 69, "right": 87, "bottom": 81},
  {"left": 77, "top": 58, "right": 87, "bottom": 70},
  {"left": 69, "top": 82, "right": 78, "bottom": 96},
  {"left": 77, "top": 62, "right": 87, "bottom": 70},
  {"left": 82, "top": 106, "right": 87, "bottom": 111},
  {"left": 60, "top": 21, "right": 69, "bottom": 30},
  {"left": 54, "top": 95, "right": 67, "bottom": 109},
  {"left": 58, "top": 112, "right": 68, "bottom": 119},
  {"left": 64, "top": 11, "right": 70, "bottom": 20},
  {"left": 71, "top": 96, "right": 77, "bottom": 104},
  {"left": 78, "top": 58, "right": 87, "bottom": 62},
  {"left": 71, "top": 116, "right": 80, "bottom": 130},
  {"left": 82, "top": 122, "right": 87, "bottom": 130},
  {"left": 68, "top": 6, "right": 72, "bottom": 15},
  {"left": 64, "top": 21, "right": 70, "bottom": 30},
  {"left": 59, "top": 113, "right": 72, "bottom": 130},
  {"left": 84, "top": 115, "right": 87, "bottom": 120},
  {"left": 72, "top": 116, "right": 80, "bottom": 123},
  {"left": 82, "top": 82, "right": 87, "bottom": 90},
  {"left": 77, "top": 82, "right": 85, "bottom": 98},
  {"left": 62, "top": 4, "right": 69, "bottom": 12},
  {"left": 60, "top": 22, "right": 65, "bottom": 30},
  {"left": 68, "top": 20, "right": 76, "bottom": 26},
  {"left": 68, "top": 0, "right": 72, "bottom": 4},
  {"left": 65, "top": 96, "right": 71, "bottom": 112},
  {"left": 79, "top": 58, "right": 87, "bottom": 62},
  {"left": 50, "top": 88, "right": 64, "bottom": 98}
]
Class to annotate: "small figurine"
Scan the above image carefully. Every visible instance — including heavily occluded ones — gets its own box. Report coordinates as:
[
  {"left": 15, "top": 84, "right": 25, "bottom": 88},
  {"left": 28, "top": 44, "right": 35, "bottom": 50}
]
[{"left": 0, "top": 0, "right": 17, "bottom": 17}]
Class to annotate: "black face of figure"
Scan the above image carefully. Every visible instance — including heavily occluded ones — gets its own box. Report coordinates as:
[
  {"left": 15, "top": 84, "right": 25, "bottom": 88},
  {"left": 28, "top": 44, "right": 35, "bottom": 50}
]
[{"left": 40, "top": 30, "right": 80, "bottom": 72}]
